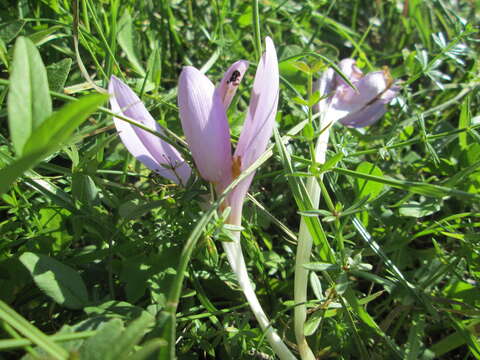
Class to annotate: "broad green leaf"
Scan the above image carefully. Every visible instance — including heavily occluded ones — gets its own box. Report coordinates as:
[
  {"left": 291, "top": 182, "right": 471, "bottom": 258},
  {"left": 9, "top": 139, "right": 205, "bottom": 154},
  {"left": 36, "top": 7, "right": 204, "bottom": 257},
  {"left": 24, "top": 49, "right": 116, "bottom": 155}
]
[
  {"left": 79, "top": 319, "right": 124, "bottom": 360},
  {"left": 129, "top": 339, "right": 167, "bottom": 360},
  {"left": 29, "top": 25, "right": 63, "bottom": 45},
  {"left": 19, "top": 252, "right": 89, "bottom": 309},
  {"left": 0, "top": 94, "right": 107, "bottom": 195},
  {"left": 308, "top": 90, "right": 321, "bottom": 107},
  {"left": 292, "top": 96, "right": 308, "bottom": 106},
  {"left": 320, "top": 152, "right": 344, "bottom": 173},
  {"left": 355, "top": 161, "right": 384, "bottom": 199},
  {"left": 84, "top": 300, "right": 151, "bottom": 321},
  {"left": 117, "top": 12, "right": 145, "bottom": 76},
  {"left": 446, "top": 314, "right": 480, "bottom": 359},
  {"left": 292, "top": 61, "right": 311, "bottom": 74},
  {"left": 46, "top": 58, "right": 72, "bottom": 92},
  {"left": 8, "top": 36, "right": 52, "bottom": 155}
]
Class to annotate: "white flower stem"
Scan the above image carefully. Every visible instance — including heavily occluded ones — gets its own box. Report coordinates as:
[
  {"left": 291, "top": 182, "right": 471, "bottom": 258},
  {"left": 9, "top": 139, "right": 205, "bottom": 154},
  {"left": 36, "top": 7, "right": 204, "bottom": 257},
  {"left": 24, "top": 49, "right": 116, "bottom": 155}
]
[
  {"left": 224, "top": 210, "right": 297, "bottom": 360},
  {"left": 294, "top": 121, "right": 331, "bottom": 360}
]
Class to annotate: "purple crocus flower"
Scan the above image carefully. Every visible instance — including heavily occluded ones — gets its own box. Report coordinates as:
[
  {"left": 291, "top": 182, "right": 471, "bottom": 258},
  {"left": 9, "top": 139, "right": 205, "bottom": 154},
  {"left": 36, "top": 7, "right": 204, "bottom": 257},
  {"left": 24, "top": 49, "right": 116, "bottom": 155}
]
[
  {"left": 177, "top": 37, "right": 279, "bottom": 223},
  {"left": 109, "top": 77, "right": 191, "bottom": 185},
  {"left": 316, "top": 58, "right": 400, "bottom": 127},
  {"left": 179, "top": 37, "right": 294, "bottom": 359},
  {"left": 110, "top": 38, "right": 295, "bottom": 359}
]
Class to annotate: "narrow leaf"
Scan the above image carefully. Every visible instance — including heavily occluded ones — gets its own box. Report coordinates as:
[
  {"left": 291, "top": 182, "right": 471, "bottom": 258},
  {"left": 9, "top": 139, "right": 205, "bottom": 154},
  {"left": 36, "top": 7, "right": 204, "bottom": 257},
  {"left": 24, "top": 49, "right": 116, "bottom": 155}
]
[{"left": 23, "top": 94, "right": 107, "bottom": 156}]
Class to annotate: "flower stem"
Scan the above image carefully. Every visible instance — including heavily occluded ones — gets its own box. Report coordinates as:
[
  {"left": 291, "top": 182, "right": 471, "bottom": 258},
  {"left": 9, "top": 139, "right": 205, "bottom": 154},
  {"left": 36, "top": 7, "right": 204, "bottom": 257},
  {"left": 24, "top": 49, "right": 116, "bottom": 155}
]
[
  {"left": 294, "top": 119, "right": 331, "bottom": 360},
  {"left": 225, "top": 208, "right": 297, "bottom": 360}
]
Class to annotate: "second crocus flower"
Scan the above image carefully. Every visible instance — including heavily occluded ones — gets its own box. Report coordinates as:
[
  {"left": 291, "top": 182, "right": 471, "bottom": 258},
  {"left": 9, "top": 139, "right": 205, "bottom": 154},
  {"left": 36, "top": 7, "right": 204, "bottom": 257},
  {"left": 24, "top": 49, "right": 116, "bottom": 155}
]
[
  {"left": 316, "top": 58, "right": 400, "bottom": 127},
  {"left": 294, "top": 59, "right": 400, "bottom": 360}
]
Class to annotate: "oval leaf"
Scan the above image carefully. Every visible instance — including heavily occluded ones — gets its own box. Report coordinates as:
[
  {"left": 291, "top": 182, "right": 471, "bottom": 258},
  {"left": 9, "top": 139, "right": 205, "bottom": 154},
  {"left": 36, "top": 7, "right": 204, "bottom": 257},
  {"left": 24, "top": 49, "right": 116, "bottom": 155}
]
[
  {"left": 19, "top": 252, "right": 88, "bottom": 309},
  {"left": 8, "top": 36, "right": 52, "bottom": 156},
  {"left": 355, "top": 161, "right": 384, "bottom": 199}
]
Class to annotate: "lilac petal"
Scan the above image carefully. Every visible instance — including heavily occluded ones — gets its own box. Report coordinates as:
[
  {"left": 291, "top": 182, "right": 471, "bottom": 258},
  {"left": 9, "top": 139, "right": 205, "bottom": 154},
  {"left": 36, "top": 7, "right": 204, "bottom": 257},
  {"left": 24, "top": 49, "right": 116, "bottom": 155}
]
[
  {"left": 339, "top": 82, "right": 400, "bottom": 127},
  {"left": 178, "top": 66, "right": 232, "bottom": 187},
  {"left": 329, "top": 70, "right": 390, "bottom": 121},
  {"left": 337, "top": 58, "right": 363, "bottom": 85},
  {"left": 229, "top": 37, "right": 279, "bottom": 213},
  {"left": 234, "top": 37, "right": 279, "bottom": 171},
  {"left": 215, "top": 60, "right": 249, "bottom": 110},
  {"left": 338, "top": 101, "right": 388, "bottom": 128},
  {"left": 109, "top": 76, "right": 191, "bottom": 185}
]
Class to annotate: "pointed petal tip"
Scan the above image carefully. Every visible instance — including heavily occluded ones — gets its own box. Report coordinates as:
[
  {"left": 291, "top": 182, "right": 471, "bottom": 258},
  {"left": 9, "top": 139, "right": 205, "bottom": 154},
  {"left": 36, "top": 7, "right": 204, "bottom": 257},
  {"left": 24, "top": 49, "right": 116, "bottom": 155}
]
[
  {"left": 216, "top": 60, "right": 250, "bottom": 109},
  {"left": 180, "top": 65, "right": 202, "bottom": 78}
]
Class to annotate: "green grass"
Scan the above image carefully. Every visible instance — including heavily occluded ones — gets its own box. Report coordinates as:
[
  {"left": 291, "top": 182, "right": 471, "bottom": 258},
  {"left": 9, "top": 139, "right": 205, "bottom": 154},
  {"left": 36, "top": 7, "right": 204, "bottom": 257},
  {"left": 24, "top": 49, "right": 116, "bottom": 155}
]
[{"left": 0, "top": 0, "right": 479, "bottom": 359}]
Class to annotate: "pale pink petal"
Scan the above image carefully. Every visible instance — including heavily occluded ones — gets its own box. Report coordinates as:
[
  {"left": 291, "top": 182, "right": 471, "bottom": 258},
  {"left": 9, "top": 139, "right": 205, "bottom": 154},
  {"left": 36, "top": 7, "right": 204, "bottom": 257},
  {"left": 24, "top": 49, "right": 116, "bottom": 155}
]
[
  {"left": 178, "top": 66, "right": 232, "bottom": 187},
  {"left": 339, "top": 83, "right": 400, "bottom": 127},
  {"left": 109, "top": 76, "right": 191, "bottom": 185},
  {"left": 329, "top": 71, "right": 390, "bottom": 120},
  {"left": 338, "top": 101, "right": 388, "bottom": 128},
  {"left": 234, "top": 36, "right": 279, "bottom": 171},
  {"left": 215, "top": 60, "right": 249, "bottom": 110},
  {"left": 229, "top": 37, "right": 279, "bottom": 214},
  {"left": 337, "top": 58, "right": 363, "bottom": 85}
]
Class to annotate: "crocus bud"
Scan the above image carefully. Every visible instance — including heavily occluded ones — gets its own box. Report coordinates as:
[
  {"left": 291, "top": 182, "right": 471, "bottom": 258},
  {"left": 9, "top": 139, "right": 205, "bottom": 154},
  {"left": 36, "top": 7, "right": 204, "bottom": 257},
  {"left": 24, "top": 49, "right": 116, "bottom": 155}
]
[
  {"left": 316, "top": 58, "right": 400, "bottom": 128},
  {"left": 109, "top": 76, "right": 191, "bottom": 185}
]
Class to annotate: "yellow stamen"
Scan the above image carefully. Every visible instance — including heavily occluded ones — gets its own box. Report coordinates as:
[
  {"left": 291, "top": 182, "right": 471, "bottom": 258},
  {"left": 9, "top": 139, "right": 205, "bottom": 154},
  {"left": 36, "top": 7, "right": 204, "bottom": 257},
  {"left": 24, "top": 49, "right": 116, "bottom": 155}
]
[{"left": 232, "top": 156, "right": 242, "bottom": 179}]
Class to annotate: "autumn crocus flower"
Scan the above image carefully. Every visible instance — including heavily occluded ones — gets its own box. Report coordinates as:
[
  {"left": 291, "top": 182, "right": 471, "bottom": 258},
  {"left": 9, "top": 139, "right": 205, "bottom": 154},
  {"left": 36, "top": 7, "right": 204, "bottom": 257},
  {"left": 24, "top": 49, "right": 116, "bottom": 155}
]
[
  {"left": 316, "top": 58, "right": 400, "bottom": 127},
  {"left": 110, "top": 37, "right": 296, "bottom": 360}
]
